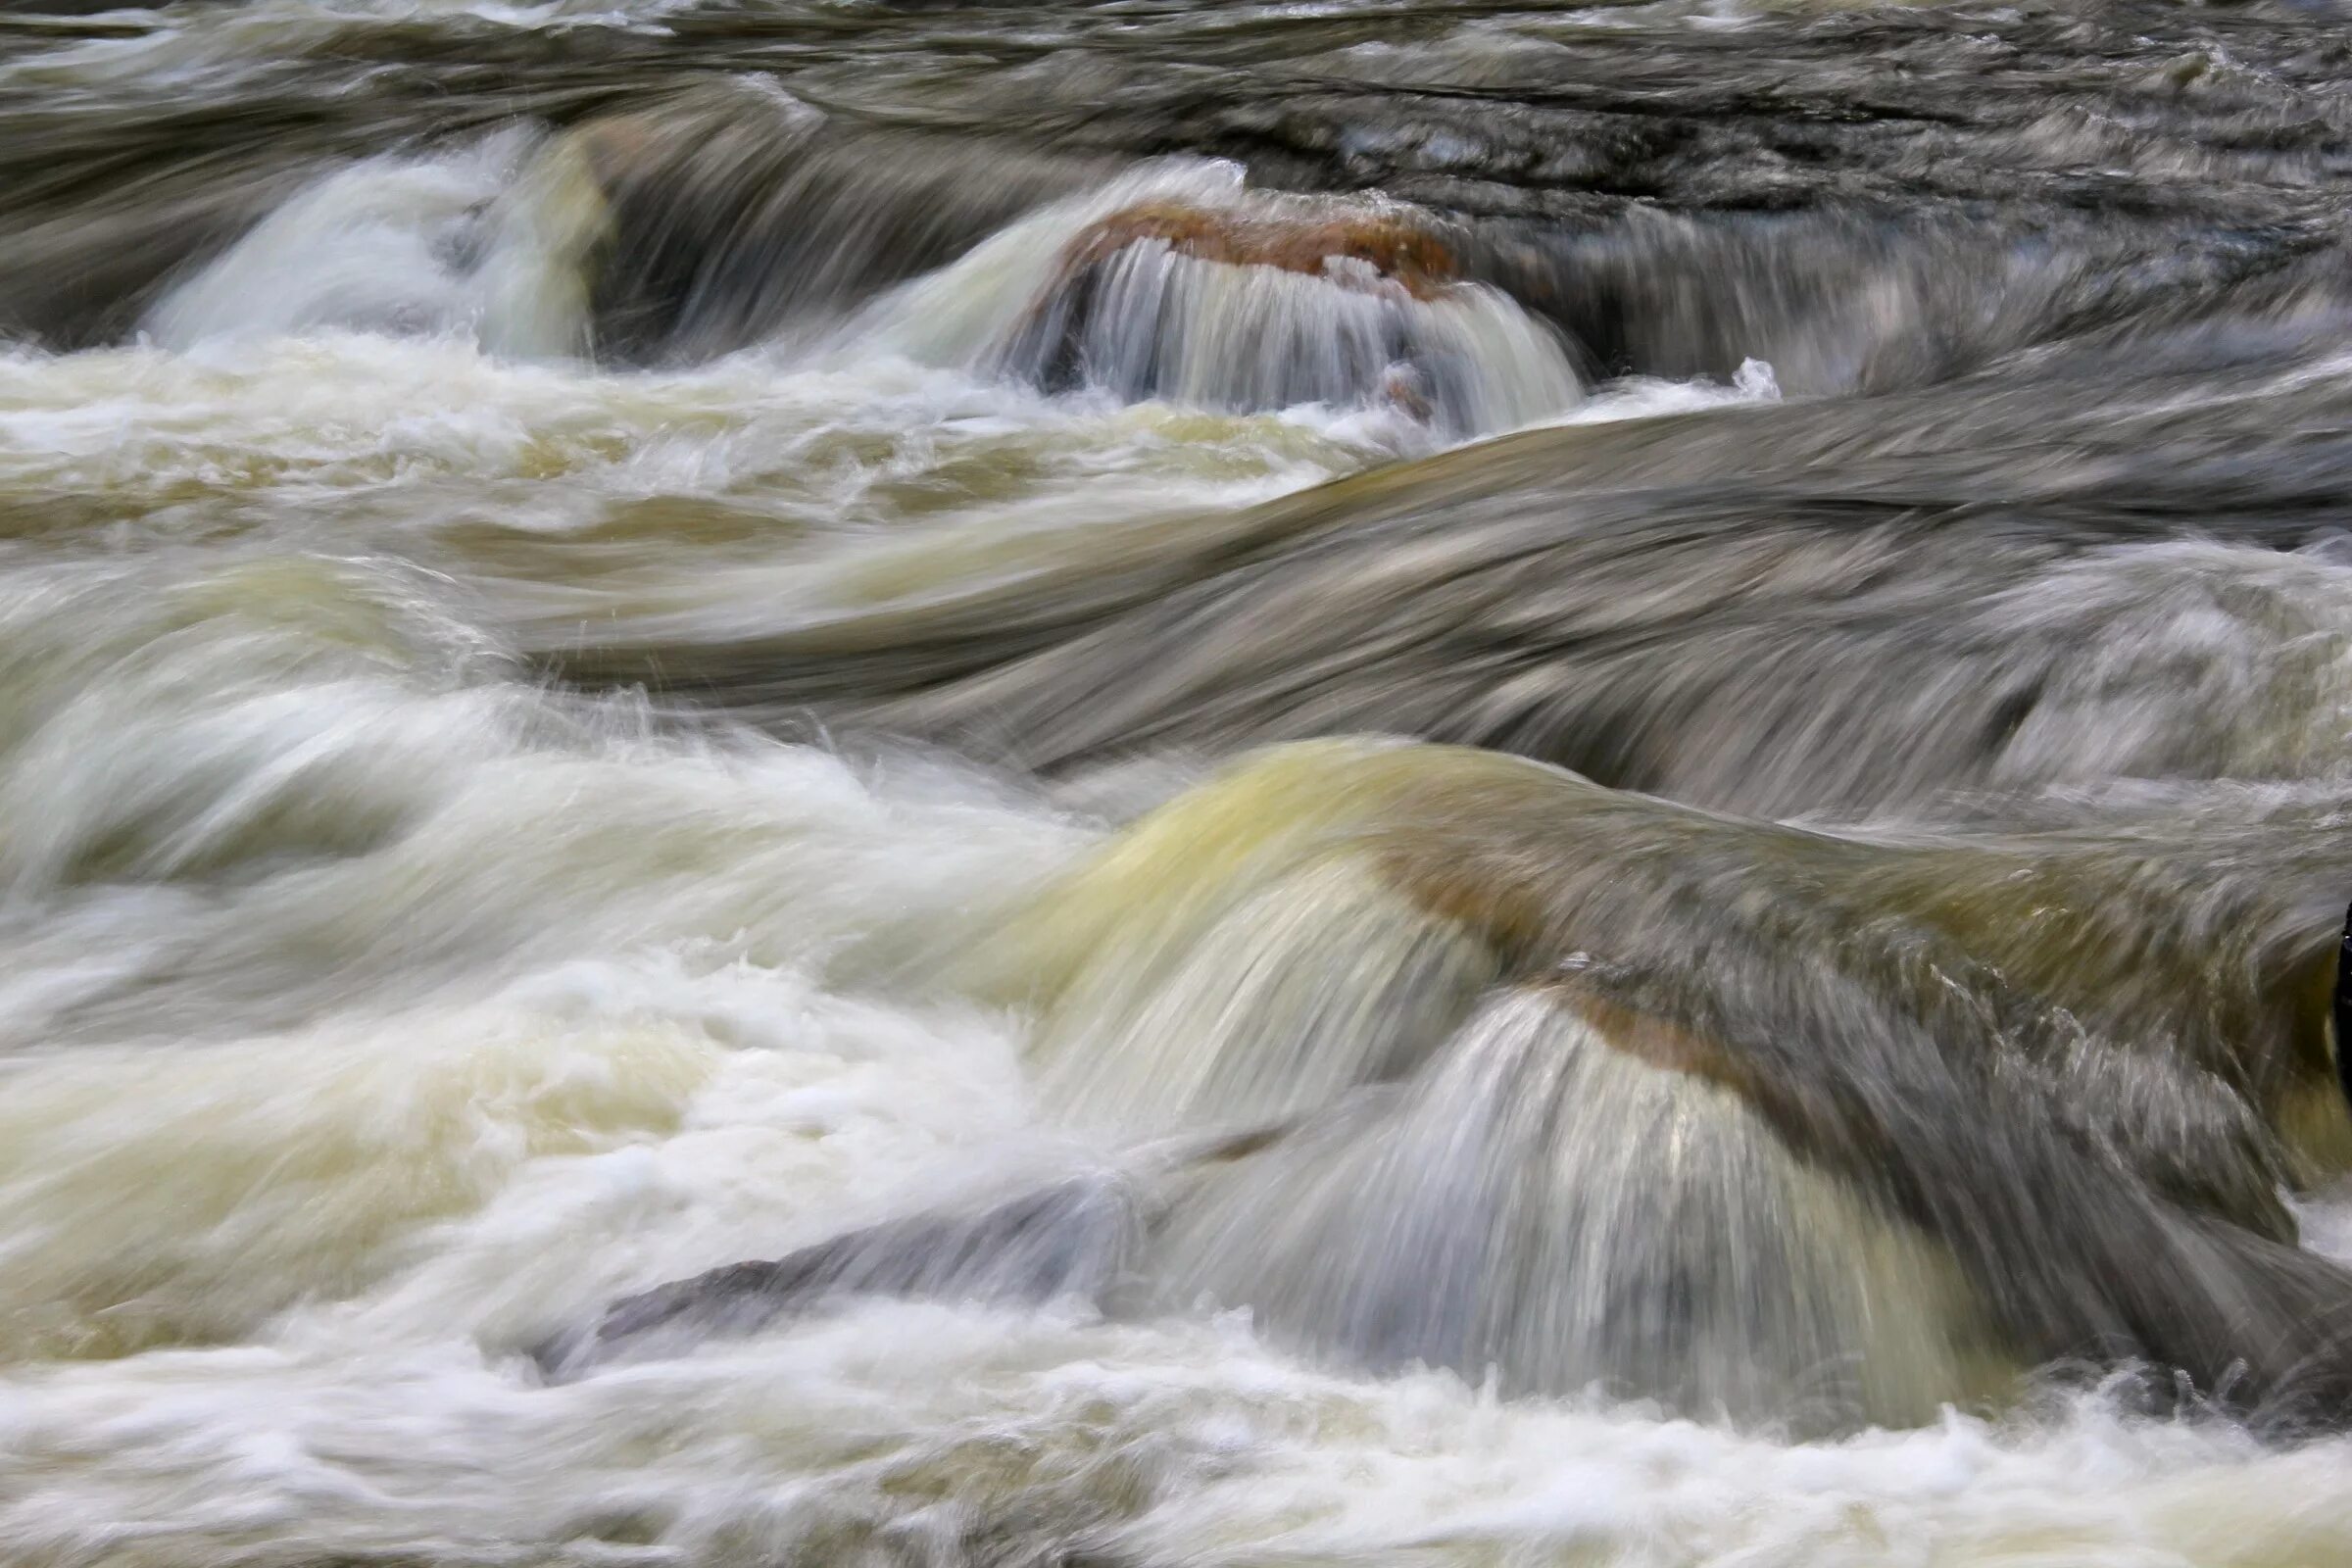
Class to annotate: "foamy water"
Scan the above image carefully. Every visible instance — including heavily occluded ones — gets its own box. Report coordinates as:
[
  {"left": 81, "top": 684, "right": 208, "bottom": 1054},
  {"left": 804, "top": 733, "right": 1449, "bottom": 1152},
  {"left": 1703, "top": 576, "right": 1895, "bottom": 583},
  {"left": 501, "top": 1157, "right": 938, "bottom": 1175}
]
[
  {"left": 8, "top": 2, "right": 2352, "bottom": 1562},
  {"left": 0, "top": 268, "right": 2337, "bottom": 1568}
]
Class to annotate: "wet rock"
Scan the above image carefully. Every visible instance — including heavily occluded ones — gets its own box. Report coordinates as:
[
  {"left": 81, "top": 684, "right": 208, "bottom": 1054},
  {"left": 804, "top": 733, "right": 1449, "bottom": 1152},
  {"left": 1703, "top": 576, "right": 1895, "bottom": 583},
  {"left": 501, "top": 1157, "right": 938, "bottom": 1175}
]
[{"left": 1057, "top": 199, "right": 1460, "bottom": 301}]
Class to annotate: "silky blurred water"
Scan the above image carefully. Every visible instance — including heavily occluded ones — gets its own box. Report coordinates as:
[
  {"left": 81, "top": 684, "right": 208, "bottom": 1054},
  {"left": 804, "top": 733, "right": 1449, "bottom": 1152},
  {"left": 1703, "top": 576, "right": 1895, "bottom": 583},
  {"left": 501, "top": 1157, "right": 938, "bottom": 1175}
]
[{"left": 7, "top": 3, "right": 2352, "bottom": 1565}]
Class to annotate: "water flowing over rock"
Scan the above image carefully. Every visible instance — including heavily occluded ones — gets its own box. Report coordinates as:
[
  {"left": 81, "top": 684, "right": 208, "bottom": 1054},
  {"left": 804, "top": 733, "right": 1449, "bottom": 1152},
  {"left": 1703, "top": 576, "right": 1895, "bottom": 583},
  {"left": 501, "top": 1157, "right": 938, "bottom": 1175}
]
[{"left": 10, "top": 3, "right": 2352, "bottom": 1565}]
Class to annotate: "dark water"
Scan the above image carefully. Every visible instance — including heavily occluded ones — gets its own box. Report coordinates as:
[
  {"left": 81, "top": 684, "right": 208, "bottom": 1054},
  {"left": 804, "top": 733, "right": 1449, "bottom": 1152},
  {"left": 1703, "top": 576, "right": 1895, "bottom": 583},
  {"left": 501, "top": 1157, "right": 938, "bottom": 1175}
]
[{"left": 8, "top": 3, "right": 2352, "bottom": 1564}]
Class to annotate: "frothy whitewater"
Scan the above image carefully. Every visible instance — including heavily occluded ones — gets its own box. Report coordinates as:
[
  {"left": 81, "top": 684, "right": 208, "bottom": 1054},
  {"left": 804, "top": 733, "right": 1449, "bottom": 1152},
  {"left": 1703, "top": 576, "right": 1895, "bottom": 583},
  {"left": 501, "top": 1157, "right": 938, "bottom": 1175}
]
[{"left": 7, "top": 1, "right": 2352, "bottom": 1564}]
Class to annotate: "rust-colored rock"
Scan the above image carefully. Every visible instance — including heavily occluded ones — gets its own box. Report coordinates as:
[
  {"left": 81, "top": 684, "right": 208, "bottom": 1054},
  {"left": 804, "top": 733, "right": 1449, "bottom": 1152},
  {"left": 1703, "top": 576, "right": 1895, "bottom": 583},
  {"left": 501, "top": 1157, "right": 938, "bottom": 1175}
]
[{"left": 1059, "top": 200, "right": 1460, "bottom": 300}]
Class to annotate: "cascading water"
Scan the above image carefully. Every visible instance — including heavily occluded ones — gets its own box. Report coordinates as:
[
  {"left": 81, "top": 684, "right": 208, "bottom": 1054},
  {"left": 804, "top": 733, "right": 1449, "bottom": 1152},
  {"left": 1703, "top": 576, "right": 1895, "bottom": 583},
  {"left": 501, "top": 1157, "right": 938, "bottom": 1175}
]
[
  {"left": 8, "top": 2, "right": 2352, "bottom": 1565},
  {"left": 144, "top": 128, "right": 611, "bottom": 357},
  {"left": 856, "top": 166, "right": 1582, "bottom": 435}
]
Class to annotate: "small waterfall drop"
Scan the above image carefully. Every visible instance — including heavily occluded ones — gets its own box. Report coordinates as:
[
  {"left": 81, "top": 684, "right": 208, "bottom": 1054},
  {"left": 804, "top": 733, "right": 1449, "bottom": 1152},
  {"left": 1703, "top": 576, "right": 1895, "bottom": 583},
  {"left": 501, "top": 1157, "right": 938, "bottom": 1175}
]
[
  {"left": 145, "top": 128, "right": 609, "bottom": 358},
  {"left": 856, "top": 162, "right": 1583, "bottom": 435},
  {"left": 143, "top": 122, "right": 1577, "bottom": 437}
]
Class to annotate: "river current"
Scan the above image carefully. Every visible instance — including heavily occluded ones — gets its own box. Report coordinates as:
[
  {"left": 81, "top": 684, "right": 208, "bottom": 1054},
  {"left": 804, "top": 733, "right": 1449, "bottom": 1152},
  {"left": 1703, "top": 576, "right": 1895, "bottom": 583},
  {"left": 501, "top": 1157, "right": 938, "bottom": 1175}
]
[{"left": 8, "top": 2, "right": 2352, "bottom": 1565}]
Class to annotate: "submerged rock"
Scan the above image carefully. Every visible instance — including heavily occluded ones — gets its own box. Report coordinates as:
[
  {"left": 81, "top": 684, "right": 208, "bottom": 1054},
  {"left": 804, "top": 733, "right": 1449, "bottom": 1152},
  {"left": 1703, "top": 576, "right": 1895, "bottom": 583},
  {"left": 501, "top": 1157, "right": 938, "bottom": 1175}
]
[{"left": 565, "top": 741, "right": 2352, "bottom": 1431}]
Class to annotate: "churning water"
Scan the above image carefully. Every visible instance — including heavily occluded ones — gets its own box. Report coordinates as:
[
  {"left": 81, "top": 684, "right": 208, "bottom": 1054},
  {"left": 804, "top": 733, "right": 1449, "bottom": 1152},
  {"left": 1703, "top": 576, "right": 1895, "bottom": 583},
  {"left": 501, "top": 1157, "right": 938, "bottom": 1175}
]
[{"left": 8, "top": 1, "right": 2352, "bottom": 1564}]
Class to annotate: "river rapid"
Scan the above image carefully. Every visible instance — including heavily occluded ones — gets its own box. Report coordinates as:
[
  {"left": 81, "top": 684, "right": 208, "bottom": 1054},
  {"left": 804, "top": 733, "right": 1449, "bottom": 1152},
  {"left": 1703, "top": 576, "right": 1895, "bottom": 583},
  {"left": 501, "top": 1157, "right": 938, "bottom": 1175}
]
[{"left": 9, "top": 2, "right": 2352, "bottom": 1565}]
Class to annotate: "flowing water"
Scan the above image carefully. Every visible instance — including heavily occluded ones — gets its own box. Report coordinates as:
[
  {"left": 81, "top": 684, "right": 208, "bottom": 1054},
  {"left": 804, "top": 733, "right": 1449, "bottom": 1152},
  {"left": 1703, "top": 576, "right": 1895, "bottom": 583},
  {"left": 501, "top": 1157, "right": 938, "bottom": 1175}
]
[{"left": 11, "top": 1, "right": 2352, "bottom": 1564}]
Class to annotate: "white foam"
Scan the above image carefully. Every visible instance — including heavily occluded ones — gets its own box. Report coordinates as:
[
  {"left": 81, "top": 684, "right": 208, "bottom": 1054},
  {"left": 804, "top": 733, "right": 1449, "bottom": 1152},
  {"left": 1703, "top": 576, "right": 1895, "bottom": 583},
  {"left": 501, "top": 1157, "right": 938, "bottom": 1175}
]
[{"left": 146, "top": 130, "right": 603, "bottom": 357}]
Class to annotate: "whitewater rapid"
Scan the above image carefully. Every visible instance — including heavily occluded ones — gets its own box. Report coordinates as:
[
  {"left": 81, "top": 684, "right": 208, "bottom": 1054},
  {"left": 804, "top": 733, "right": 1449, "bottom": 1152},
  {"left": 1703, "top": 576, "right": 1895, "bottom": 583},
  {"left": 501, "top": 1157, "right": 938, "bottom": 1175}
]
[
  {"left": 0, "top": 260, "right": 2336, "bottom": 1568},
  {"left": 11, "top": 0, "right": 2352, "bottom": 1564},
  {"left": 0, "top": 186, "right": 1804, "bottom": 1568}
]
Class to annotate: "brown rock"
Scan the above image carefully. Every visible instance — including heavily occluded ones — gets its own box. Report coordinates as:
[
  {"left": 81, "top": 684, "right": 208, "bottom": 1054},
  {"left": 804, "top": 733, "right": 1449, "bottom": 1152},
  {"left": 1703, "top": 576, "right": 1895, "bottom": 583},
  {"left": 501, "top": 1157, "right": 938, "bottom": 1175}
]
[{"left": 1058, "top": 199, "right": 1459, "bottom": 300}]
